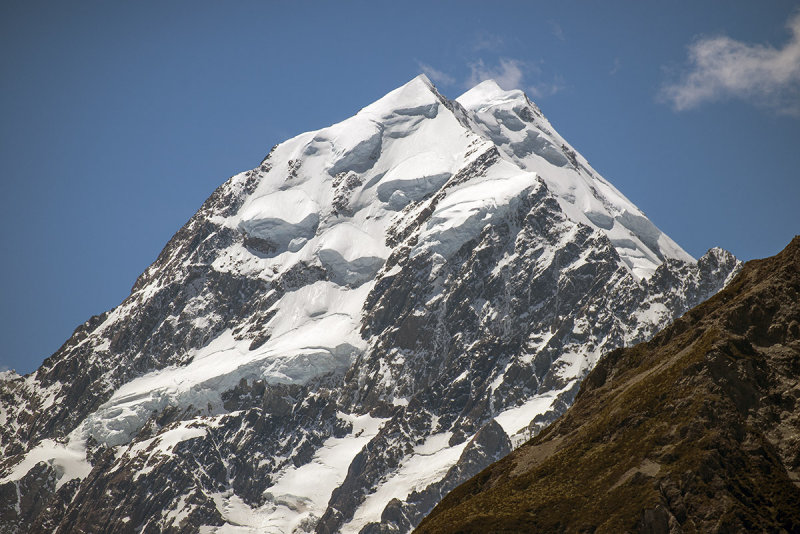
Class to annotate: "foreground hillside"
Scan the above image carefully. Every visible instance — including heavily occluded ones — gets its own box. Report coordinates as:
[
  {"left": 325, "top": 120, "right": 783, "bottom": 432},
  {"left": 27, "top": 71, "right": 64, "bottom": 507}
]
[{"left": 419, "top": 237, "right": 800, "bottom": 533}]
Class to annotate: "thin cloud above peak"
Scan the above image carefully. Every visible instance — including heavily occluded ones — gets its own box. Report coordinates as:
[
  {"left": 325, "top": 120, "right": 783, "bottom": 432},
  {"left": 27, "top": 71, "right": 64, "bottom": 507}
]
[
  {"left": 465, "top": 58, "right": 564, "bottom": 99},
  {"left": 660, "top": 12, "right": 800, "bottom": 116},
  {"left": 610, "top": 57, "right": 622, "bottom": 76},
  {"left": 473, "top": 31, "right": 504, "bottom": 52},
  {"left": 466, "top": 58, "right": 526, "bottom": 90},
  {"left": 416, "top": 61, "right": 457, "bottom": 87},
  {"left": 549, "top": 20, "right": 565, "bottom": 42},
  {"left": 528, "top": 76, "right": 565, "bottom": 100}
]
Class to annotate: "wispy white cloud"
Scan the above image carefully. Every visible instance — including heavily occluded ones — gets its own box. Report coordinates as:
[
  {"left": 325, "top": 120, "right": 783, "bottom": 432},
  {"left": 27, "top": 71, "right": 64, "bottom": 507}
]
[
  {"left": 416, "top": 61, "right": 457, "bottom": 87},
  {"left": 473, "top": 31, "right": 504, "bottom": 52},
  {"left": 610, "top": 57, "right": 621, "bottom": 76},
  {"left": 466, "top": 58, "right": 564, "bottom": 99},
  {"left": 549, "top": 20, "right": 565, "bottom": 42},
  {"left": 660, "top": 12, "right": 800, "bottom": 116},
  {"left": 467, "top": 58, "right": 526, "bottom": 90},
  {"left": 528, "top": 75, "right": 565, "bottom": 99}
]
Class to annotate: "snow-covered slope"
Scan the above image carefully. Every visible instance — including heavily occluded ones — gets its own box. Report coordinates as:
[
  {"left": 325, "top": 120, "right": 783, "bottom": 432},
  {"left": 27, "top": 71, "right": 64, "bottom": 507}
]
[
  {"left": 458, "top": 79, "right": 693, "bottom": 279},
  {"left": 0, "top": 75, "right": 740, "bottom": 534}
]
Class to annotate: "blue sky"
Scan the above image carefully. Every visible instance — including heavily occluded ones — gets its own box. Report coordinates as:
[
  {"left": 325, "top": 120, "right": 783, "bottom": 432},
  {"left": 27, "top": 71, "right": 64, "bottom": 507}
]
[{"left": 2, "top": 1, "right": 799, "bottom": 374}]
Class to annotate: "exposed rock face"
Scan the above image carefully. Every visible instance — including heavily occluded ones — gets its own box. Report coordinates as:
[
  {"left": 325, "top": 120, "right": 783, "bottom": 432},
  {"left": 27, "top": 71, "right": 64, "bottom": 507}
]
[
  {"left": 0, "top": 75, "right": 740, "bottom": 533},
  {"left": 418, "top": 236, "right": 800, "bottom": 533}
]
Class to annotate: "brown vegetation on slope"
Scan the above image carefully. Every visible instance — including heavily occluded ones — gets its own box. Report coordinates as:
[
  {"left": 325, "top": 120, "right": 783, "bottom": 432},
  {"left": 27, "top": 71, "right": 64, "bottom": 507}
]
[{"left": 418, "top": 237, "right": 800, "bottom": 533}]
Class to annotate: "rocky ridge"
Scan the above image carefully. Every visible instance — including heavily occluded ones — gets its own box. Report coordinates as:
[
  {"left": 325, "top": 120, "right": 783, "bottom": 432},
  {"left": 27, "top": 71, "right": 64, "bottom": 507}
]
[{"left": 418, "top": 236, "right": 800, "bottom": 533}]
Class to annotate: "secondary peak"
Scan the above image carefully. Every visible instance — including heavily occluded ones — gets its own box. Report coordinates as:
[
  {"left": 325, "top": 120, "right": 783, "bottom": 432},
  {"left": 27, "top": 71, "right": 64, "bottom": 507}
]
[{"left": 456, "top": 78, "right": 528, "bottom": 111}]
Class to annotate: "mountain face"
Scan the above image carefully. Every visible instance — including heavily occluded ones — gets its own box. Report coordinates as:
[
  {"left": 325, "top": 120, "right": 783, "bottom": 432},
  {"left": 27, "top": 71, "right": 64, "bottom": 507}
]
[
  {"left": 0, "top": 75, "right": 740, "bottom": 534},
  {"left": 418, "top": 237, "right": 800, "bottom": 534}
]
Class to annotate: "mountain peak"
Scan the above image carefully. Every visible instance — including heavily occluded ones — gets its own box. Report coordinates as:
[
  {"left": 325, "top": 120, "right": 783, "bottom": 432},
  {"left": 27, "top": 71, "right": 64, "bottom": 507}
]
[
  {"left": 360, "top": 73, "right": 443, "bottom": 117},
  {"left": 0, "top": 75, "right": 741, "bottom": 534},
  {"left": 456, "top": 79, "right": 528, "bottom": 111},
  {"left": 471, "top": 78, "right": 505, "bottom": 93},
  {"left": 411, "top": 72, "right": 434, "bottom": 89}
]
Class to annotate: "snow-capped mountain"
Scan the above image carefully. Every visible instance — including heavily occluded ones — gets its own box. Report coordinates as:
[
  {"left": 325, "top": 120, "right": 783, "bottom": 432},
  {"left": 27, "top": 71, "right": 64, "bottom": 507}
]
[{"left": 0, "top": 75, "right": 740, "bottom": 533}]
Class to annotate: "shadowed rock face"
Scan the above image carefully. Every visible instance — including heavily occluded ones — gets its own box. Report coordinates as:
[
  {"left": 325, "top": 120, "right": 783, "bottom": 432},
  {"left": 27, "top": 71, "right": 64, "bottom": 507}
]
[
  {"left": 0, "top": 76, "right": 741, "bottom": 534},
  {"left": 418, "top": 236, "right": 800, "bottom": 534}
]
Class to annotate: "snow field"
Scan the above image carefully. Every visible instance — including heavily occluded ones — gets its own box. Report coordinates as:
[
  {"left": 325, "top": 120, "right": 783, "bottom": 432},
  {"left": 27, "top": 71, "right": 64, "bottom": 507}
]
[
  {"left": 343, "top": 431, "right": 469, "bottom": 533},
  {"left": 201, "top": 413, "right": 385, "bottom": 534},
  {"left": 457, "top": 79, "right": 693, "bottom": 279},
  {"left": 0, "top": 436, "right": 91, "bottom": 491}
]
